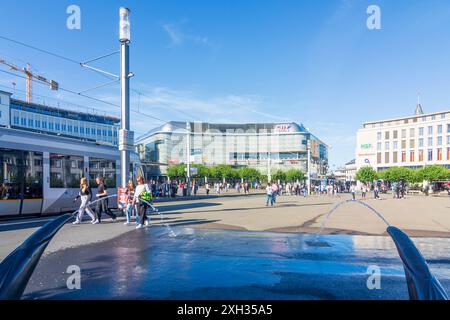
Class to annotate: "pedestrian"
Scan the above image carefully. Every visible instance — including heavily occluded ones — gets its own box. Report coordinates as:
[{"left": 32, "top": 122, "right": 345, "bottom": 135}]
[
  {"left": 93, "top": 176, "right": 117, "bottom": 224},
  {"left": 205, "top": 182, "right": 210, "bottom": 195},
  {"left": 271, "top": 182, "right": 278, "bottom": 204},
  {"left": 374, "top": 184, "right": 380, "bottom": 199},
  {"left": 73, "top": 178, "right": 95, "bottom": 224},
  {"left": 266, "top": 184, "right": 274, "bottom": 206},
  {"left": 133, "top": 176, "right": 152, "bottom": 229},
  {"left": 361, "top": 184, "right": 366, "bottom": 199},
  {"left": 124, "top": 180, "right": 139, "bottom": 226},
  {"left": 350, "top": 184, "right": 356, "bottom": 200}
]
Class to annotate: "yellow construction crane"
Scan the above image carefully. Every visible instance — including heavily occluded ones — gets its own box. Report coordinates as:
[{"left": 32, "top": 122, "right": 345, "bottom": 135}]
[{"left": 0, "top": 59, "right": 58, "bottom": 103}]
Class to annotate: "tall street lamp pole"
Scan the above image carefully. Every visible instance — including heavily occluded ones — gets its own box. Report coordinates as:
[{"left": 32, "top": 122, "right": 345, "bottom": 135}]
[
  {"left": 119, "top": 7, "right": 132, "bottom": 188},
  {"left": 186, "top": 122, "right": 191, "bottom": 196},
  {"left": 307, "top": 140, "right": 311, "bottom": 196}
]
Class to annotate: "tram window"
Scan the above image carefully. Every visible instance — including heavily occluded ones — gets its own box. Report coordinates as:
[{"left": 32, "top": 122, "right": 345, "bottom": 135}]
[
  {"left": 0, "top": 148, "right": 21, "bottom": 200},
  {"left": 89, "top": 158, "right": 116, "bottom": 188},
  {"left": 24, "top": 152, "right": 43, "bottom": 199},
  {"left": 50, "top": 154, "right": 84, "bottom": 188}
]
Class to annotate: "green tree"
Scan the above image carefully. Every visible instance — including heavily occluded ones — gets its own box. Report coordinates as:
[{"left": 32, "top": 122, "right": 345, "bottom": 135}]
[
  {"left": 379, "top": 167, "right": 414, "bottom": 183},
  {"left": 355, "top": 166, "right": 378, "bottom": 183},
  {"left": 286, "top": 169, "right": 305, "bottom": 182},
  {"left": 415, "top": 165, "right": 450, "bottom": 182},
  {"left": 237, "top": 166, "right": 261, "bottom": 182},
  {"left": 210, "top": 164, "right": 234, "bottom": 181},
  {"left": 166, "top": 164, "right": 186, "bottom": 179},
  {"left": 272, "top": 170, "right": 287, "bottom": 182}
]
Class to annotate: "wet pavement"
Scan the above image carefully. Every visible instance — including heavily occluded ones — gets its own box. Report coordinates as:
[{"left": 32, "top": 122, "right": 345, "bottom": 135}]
[{"left": 23, "top": 227, "right": 450, "bottom": 300}]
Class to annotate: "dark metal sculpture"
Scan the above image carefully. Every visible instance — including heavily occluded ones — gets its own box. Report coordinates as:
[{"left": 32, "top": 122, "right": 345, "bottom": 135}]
[
  {"left": 0, "top": 213, "right": 73, "bottom": 300},
  {"left": 387, "top": 226, "right": 449, "bottom": 300}
]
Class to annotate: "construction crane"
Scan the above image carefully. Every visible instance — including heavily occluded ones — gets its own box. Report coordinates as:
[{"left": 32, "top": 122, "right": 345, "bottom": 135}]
[{"left": 0, "top": 58, "right": 58, "bottom": 103}]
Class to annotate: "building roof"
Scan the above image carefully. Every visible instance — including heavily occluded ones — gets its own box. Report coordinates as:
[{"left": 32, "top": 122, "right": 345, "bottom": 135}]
[
  {"left": 136, "top": 121, "right": 320, "bottom": 143},
  {"left": 10, "top": 98, "right": 120, "bottom": 125},
  {"left": 362, "top": 109, "right": 450, "bottom": 127}
]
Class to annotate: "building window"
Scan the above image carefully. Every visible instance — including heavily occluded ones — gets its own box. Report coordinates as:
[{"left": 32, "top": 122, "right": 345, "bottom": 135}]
[
  {"left": 447, "top": 148, "right": 450, "bottom": 160},
  {"left": 428, "top": 137, "right": 433, "bottom": 146},
  {"left": 80, "top": 127, "right": 84, "bottom": 134},
  {"left": 401, "top": 140, "right": 406, "bottom": 149},
  {"left": 393, "top": 130, "right": 398, "bottom": 139},
  {"left": 401, "top": 152, "right": 406, "bottom": 163},
  {"left": 393, "top": 152, "right": 398, "bottom": 163},
  {"left": 74, "top": 126, "right": 78, "bottom": 133},
  {"left": 410, "top": 128, "right": 415, "bottom": 137},
  {"left": 419, "top": 138, "right": 424, "bottom": 148},
  {"left": 441, "top": 114, "right": 446, "bottom": 119},
  {"left": 377, "top": 132, "right": 382, "bottom": 141},
  {"left": 385, "top": 152, "right": 390, "bottom": 163},
  {"left": 438, "top": 136, "right": 443, "bottom": 146},
  {"left": 438, "top": 125, "right": 443, "bottom": 134},
  {"left": 68, "top": 125, "right": 73, "bottom": 133},
  {"left": 419, "top": 127, "right": 424, "bottom": 136},
  {"left": 428, "top": 126, "right": 433, "bottom": 135},
  {"left": 385, "top": 131, "right": 390, "bottom": 140},
  {"left": 428, "top": 149, "right": 433, "bottom": 161},
  {"left": 437, "top": 148, "right": 443, "bottom": 161},
  {"left": 410, "top": 151, "right": 415, "bottom": 162},
  {"left": 42, "top": 121, "right": 47, "bottom": 129},
  {"left": 377, "top": 142, "right": 382, "bottom": 151},
  {"left": 28, "top": 118, "right": 34, "bottom": 127},
  {"left": 432, "top": 115, "right": 436, "bottom": 120},
  {"left": 410, "top": 139, "right": 415, "bottom": 149},
  {"left": 447, "top": 124, "right": 450, "bottom": 133},
  {"left": 422, "top": 116, "right": 427, "bottom": 122},
  {"left": 377, "top": 153, "right": 382, "bottom": 164},
  {"left": 393, "top": 141, "right": 398, "bottom": 150},
  {"left": 49, "top": 122, "right": 54, "bottom": 130},
  {"left": 419, "top": 150, "right": 424, "bottom": 162},
  {"left": 401, "top": 129, "right": 406, "bottom": 139},
  {"left": 385, "top": 142, "right": 390, "bottom": 150}
]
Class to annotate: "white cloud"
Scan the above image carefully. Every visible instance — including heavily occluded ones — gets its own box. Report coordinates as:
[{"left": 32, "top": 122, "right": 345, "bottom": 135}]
[{"left": 162, "top": 21, "right": 210, "bottom": 47}]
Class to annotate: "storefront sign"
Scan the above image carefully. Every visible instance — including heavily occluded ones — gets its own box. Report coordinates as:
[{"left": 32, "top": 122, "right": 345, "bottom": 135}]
[{"left": 117, "top": 187, "right": 128, "bottom": 210}]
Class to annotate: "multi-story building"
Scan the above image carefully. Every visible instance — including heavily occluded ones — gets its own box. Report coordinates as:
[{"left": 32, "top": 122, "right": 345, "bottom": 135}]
[
  {"left": 334, "top": 159, "right": 357, "bottom": 182},
  {"left": 136, "top": 121, "right": 328, "bottom": 180},
  {"left": 356, "top": 103, "right": 450, "bottom": 171},
  {"left": 0, "top": 90, "right": 119, "bottom": 147}
]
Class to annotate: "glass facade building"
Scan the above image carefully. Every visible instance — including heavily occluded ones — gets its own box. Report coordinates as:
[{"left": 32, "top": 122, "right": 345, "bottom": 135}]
[
  {"left": 0, "top": 90, "right": 119, "bottom": 147},
  {"left": 136, "top": 121, "right": 328, "bottom": 179}
]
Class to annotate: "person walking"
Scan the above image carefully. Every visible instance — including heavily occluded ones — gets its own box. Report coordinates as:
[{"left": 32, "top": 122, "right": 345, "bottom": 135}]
[
  {"left": 73, "top": 178, "right": 95, "bottom": 224},
  {"left": 271, "top": 182, "right": 278, "bottom": 204},
  {"left": 205, "top": 182, "right": 210, "bottom": 195},
  {"left": 266, "top": 184, "right": 274, "bottom": 206},
  {"left": 133, "top": 176, "right": 152, "bottom": 229},
  {"left": 124, "top": 180, "right": 139, "bottom": 226},
  {"left": 361, "top": 184, "right": 366, "bottom": 199},
  {"left": 93, "top": 176, "right": 117, "bottom": 224},
  {"left": 350, "top": 184, "right": 356, "bottom": 201},
  {"left": 374, "top": 184, "right": 380, "bottom": 199}
]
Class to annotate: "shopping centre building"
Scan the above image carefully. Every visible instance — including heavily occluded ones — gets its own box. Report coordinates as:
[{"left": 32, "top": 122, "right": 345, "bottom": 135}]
[
  {"left": 136, "top": 121, "right": 329, "bottom": 180},
  {"left": 356, "top": 103, "right": 450, "bottom": 171}
]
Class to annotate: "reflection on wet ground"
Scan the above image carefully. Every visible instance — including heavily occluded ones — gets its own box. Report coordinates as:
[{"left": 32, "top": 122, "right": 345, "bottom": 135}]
[{"left": 23, "top": 227, "right": 450, "bottom": 300}]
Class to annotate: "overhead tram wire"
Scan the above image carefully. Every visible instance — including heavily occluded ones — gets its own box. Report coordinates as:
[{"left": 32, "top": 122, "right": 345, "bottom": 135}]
[
  {"left": 0, "top": 35, "right": 201, "bottom": 130},
  {"left": 0, "top": 69, "right": 191, "bottom": 129}
]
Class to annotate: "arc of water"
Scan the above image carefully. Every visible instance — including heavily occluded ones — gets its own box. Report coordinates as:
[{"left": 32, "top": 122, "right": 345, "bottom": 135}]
[
  {"left": 139, "top": 199, "right": 178, "bottom": 237},
  {"left": 319, "top": 199, "right": 391, "bottom": 234}
]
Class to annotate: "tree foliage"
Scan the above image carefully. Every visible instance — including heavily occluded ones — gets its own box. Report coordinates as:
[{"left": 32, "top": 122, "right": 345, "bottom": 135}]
[{"left": 355, "top": 166, "right": 378, "bottom": 182}]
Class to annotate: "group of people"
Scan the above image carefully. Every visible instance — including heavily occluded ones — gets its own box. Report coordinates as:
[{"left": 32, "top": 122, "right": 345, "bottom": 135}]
[
  {"left": 349, "top": 183, "right": 382, "bottom": 200},
  {"left": 74, "top": 176, "right": 157, "bottom": 230},
  {"left": 0, "top": 183, "right": 13, "bottom": 200}
]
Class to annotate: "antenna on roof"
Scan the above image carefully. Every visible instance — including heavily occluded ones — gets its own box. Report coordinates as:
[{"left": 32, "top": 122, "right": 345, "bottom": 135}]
[{"left": 415, "top": 92, "right": 424, "bottom": 115}]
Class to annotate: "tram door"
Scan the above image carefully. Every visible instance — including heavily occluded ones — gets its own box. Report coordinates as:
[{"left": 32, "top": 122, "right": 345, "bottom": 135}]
[{"left": 0, "top": 149, "right": 43, "bottom": 217}]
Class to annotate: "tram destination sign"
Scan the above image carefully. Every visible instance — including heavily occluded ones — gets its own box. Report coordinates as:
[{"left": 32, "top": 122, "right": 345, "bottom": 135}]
[{"left": 119, "top": 129, "right": 135, "bottom": 151}]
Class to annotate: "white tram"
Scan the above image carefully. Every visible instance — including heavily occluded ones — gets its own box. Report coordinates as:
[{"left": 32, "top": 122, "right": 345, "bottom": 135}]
[{"left": 0, "top": 127, "right": 143, "bottom": 218}]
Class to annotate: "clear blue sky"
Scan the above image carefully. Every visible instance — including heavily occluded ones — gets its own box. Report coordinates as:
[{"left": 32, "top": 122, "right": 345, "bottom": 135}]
[{"left": 1, "top": 0, "right": 450, "bottom": 167}]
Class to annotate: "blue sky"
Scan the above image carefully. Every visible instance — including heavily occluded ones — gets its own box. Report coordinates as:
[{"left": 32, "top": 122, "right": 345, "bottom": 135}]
[{"left": 1, "top": 0, "right": 450, "bottom": 168}]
